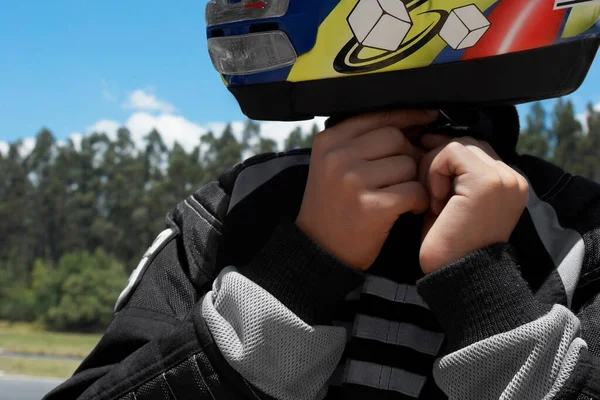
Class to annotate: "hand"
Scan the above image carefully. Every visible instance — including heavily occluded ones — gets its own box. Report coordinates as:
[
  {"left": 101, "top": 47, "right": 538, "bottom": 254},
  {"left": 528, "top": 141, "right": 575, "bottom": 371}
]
[
  {"left": 296, "top": 110, "right": 439, "bottom": 271},
  {"left": 418, "top": 135, "right": 529, "bottom": 274}
]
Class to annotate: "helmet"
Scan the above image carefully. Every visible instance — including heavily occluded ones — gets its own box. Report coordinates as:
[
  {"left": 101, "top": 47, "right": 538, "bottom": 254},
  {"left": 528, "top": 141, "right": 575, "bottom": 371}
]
[{"left": 205, "top": 0, "right": 600, "bottom": 121}]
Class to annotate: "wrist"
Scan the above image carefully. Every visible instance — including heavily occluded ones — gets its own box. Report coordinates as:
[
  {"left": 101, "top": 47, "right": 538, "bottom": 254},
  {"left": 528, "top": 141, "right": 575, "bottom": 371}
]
[
  {"left": 417, "top": 243, "right": 549, "bottom": 351},
  {"left": 295, "top": 214, "right": 369, "bottom": 271},
  {"left": 242, "top": 218, "right": 365, "bottom": 325},
  {"left": 420, "top": 239, "right": 510, "bottom": 275}
]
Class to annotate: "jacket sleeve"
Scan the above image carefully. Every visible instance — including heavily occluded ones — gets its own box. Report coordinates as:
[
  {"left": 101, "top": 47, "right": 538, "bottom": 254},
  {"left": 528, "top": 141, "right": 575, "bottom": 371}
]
[
  {"left": 416, "top": 238, "right": 600, "bottom": 400},
  {"left": 43, "top": 195, "right": 362, "bottom": 400},
  {"left": 203, "top": 221, "right": 364, "bottom": 400}
]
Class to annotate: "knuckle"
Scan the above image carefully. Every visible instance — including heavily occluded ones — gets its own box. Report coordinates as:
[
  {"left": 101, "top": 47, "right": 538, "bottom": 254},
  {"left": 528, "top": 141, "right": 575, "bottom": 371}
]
[
  {"left": 341, "top": 168, "right": 364, "bottom": 190},
  {"left": 519, "top": 176, "right": 530, "bottom": 192},
  {"left": 446, "top": 141, "right": 464, "bottom": 155},
  {"left": 504, "top": 175, "right": 521, "bottom": 192},
  {"left": 485, "top": 174, "right": 504, "bottom": 192},
  {"left": 518, "top": 176, "right": 530, "bottom": 198}
]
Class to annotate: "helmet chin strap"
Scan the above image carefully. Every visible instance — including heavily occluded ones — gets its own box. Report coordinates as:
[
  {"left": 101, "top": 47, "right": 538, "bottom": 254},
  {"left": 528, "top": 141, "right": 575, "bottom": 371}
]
[{"left": 324, "top": 105, "right": 521, "bottom": 161}]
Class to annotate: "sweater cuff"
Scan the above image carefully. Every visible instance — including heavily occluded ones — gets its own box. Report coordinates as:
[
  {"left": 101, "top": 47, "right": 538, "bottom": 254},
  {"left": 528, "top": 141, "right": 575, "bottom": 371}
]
[
  {"left": 417, "top": 243, "right": 550, "bottom": 352},
  {"left": 240, "top": 219, "right": 364, "bottom": 325}
]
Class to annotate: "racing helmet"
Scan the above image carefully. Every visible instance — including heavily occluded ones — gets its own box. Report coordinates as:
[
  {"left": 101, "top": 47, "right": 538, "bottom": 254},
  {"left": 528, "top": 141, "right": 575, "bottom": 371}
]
[{"left": 206, "top": 0, "right": 600, "bottom": 121}]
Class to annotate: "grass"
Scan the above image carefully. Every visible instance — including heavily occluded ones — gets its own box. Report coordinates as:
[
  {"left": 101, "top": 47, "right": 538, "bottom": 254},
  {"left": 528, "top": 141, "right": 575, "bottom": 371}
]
[
  {"left": 0, "top": 321, "right": 101, "bottom": 358},
  {"left": 0, "top": 357, "right": 81, "bottom": 378}
]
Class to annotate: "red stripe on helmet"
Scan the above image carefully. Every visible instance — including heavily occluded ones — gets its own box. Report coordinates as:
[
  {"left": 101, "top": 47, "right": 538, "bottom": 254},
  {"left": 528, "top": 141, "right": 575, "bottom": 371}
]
[{"left": 462, "top": 0, "right": 567, "bottom": 60}]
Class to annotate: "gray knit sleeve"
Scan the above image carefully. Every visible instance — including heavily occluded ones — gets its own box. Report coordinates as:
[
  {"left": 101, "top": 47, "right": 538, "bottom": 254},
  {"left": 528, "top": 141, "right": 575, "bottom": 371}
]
[
  {"left": 200, "top": 221, "right": 363, "bottom": 400},
  {"left": 418, "top": 244, "right": 589, "bottom": 400},
  {"left": 202, "top": 266, "right": 347, "bottom": 400},
  {"left": 433, "top": 305, "right": 587, "bottom": 399}
]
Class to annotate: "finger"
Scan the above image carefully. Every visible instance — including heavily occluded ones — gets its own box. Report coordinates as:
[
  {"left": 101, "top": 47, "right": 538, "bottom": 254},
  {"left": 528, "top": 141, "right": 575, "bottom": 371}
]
[
  {"left": 452, "top": 137, "right": 500, "bottom": 166},
  {"left": 350, "top": 126, "right": 422, "bottom": 161},
  {"left": 376, "top": 181, "right": 430, "bottom": 215},
  {"left": 326, "top": 110, "right": 439, "bottom": 145},
  {"left": 418, "top": 145, "right": 445, "bottom": 189},
  {"left": 496, "top": 162, "right": 530, "bottom": 199},
  {"left": 420, "top": 133, "right": 453, "bottom": 150},
  {"left": 428, "top": 142, "right": 489, "bottom": 200},
  {"left": 358, "top": 155, "right": 417, "bottom": 189},
  {"left": 453, "top": 138, "right": 521, "bottom": 193}
]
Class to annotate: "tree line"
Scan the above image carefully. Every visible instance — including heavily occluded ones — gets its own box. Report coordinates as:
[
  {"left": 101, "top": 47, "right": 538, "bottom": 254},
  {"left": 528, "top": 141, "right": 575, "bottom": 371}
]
[{"left": 0, "top": 99, "right": 598, "bottom": 332}]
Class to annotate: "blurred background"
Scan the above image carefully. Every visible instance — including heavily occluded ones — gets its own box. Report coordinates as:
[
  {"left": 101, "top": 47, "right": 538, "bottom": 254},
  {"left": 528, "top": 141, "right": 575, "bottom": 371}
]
[{"left": 0, "top": 2, "right": 599, "bottom": 398}]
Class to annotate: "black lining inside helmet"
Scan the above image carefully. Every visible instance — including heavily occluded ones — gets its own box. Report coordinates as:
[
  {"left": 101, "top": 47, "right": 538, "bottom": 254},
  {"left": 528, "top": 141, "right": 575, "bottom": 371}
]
[{"left": 229, "top": 38, "right": 600, "bottom": 121}]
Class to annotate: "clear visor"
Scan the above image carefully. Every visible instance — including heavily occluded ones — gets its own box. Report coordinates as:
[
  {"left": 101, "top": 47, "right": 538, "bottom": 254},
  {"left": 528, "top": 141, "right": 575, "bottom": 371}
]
[{"left": 208, "top": 31, "right": 297, "bottom": 75}]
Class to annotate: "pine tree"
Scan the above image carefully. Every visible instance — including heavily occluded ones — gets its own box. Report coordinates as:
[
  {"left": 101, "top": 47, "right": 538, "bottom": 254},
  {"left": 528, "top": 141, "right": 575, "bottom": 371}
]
[
  {"left": 517, "top": 102, "right": 549, "bottom": 159},
  {"left": 550, "top": 99, "right": 583, "bottom": 174}
]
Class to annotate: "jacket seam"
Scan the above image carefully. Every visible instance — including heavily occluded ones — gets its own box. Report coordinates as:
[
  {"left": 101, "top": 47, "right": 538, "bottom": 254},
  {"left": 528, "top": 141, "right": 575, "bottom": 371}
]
[
  {"left": 115, "top": 307, "right": 181, "bottom": 325},
  {"left": 188, "top": 195, "right": 224, "bottom": 231},
  {"left": 540, "top": 173, "right": 571, "bottom": 201},
  {"left": 92, "top": 341, "right": 200, "bottom": 400},
  {"left": 184, "top": 199, "right": 223, "bottom": 235}
]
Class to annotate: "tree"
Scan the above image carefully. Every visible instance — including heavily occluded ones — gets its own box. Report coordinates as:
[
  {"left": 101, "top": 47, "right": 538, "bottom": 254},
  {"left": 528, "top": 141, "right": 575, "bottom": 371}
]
[
  {"left": 37, "top": 249, "right": 127, "bottom": 332},
  {"left": 517, "top": 102, "right": 549, "bottom": 159},
  {"left": 576, "top": 104, "right": 600, "bottom": 181},
  {"left": 1, "top": 98, "right": 599, "bottom": 332},
  {"left": 242, "top": 119, "right": 261, "bottom": 152},
  {"left": 201, "top": 124, "right": 243, "bottom": 182},
  {"left": 303, "top": 123, "right": 320, "bottom": 147},
  {"left": 256, "top": 138, "right": 278, "bottom": 154},
  {"left": 550, "top": 99, "right": 583, "bottom": 173},
  {"left": 0, "top": 142, "right": 35, "bottom": 274},
  {"left": 285, "top": 127, "right": 304, "bottom": 150},
  {"left": 26, "top": 129, "right": 65, "bottom": 264}
]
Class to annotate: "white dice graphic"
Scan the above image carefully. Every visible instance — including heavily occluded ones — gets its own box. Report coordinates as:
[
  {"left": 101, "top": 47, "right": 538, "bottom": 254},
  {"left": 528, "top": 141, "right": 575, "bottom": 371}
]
[
  {"left": 347, "top": 0, "right": 412, "bottom": 51},
  {"left": 439, "top": 5, "right": 491, "bottom": 50}
]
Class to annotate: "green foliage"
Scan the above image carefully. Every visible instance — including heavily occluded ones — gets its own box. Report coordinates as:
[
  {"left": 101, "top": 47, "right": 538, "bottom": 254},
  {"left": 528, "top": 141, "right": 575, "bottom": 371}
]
[
  {"left": 0, "top": 104, "right": 598, "bottom": 332},
  {"left": 36, "top": 249, "right": 127, "bottom": 332},
  {"left": 284, "top": 124, "right": 319, "bottom": 150},
  {"left": 516, "top": 102, "right": 549, "bottom": 159}
]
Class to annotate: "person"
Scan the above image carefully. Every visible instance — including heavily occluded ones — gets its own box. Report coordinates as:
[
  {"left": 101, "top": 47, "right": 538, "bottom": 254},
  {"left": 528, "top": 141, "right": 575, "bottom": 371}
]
[{"left": 45, "top": 1, "right": 600, "bottom": 399}]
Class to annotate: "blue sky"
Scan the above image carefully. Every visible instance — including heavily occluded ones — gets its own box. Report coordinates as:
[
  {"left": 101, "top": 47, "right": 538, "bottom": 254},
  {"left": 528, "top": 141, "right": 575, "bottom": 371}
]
[{"left": 0, "top": 1, "right": 599, "bottom": 152}]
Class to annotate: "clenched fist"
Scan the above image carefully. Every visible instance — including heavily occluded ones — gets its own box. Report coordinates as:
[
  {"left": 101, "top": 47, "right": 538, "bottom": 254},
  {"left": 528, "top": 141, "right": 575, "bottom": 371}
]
[
  {"left": 295, "top": 110, "right": 439, "bottom": 271},
  {"left": 418, "top": 135, "right": 529, "bottom": 274}
]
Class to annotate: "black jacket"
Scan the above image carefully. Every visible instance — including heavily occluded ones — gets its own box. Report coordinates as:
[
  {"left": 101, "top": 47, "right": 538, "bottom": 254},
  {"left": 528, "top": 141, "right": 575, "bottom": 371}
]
[{"left": 44, "top": 148, "right": 600, "bottom": 400}]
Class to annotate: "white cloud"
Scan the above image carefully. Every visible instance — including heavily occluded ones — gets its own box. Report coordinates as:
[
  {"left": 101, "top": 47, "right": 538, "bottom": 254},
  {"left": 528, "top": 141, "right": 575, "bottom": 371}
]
[
  {"left": 204, "top": 118, "right": 326, "bottom": 152},
  {"left": 13, "top": 115, "right": 326, "bottom": 161},
  {"left": 123, "top": 89, "right": 175, "bottom": 114},
  {"left": 70, "top": 133, "right": 84, "bottom": 151},
  {"left": 260, "top": 118, "right": 327, "bottom": 150},
  {"left": 87, "top": 120, "right": 121, "bottom": 138},
  {"left": 0, "top": 141, "right": 8, "bottom": 156},
  {"left": 7, "top": 86, "right": 327, "bottom": 160},
  {"left": 125, "top": 112, "right": 209, "bottom": 151},
  {"left": 20, "top": 138, "right": 36, "bottom": 158}
]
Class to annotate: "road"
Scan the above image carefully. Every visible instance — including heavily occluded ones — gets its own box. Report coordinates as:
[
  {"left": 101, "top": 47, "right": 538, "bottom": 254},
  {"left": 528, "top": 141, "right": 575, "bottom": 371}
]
[{"left": 0, "top": 375, "right": 62, "bottom": 400}]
